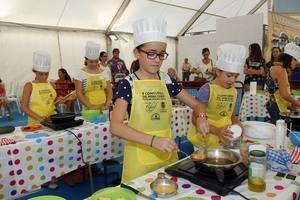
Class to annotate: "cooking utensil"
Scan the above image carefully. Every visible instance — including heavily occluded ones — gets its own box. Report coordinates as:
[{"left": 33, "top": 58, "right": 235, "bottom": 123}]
[
  {"left": 191, "top": 148, "right": 242, "bottom": 169},
  {"left": 54, "top": 90, "right": 76, "bottom": 104},
  {"left": 242, "top": 121, "right": 275, "bottom": 139},
  {"left": 21, "top": 125, "right": 42, "bottom": 132},
  {"left": 0, "top": 126, "right": 15, "bottom": 134},
  {"left": 49, "top": 113, "right": 76, "bottom": 123},
  {"left": 120, "top": 183, "right": 153, "bottom": 200},
  {"left": 287, "top": 127, "right": 300, "bottom": 147},
  {"left": 56, "top": 103, "right": 69, "bottom": 113}
]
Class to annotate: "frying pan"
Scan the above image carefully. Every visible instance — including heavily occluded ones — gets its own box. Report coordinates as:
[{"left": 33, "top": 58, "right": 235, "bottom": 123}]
[
  {"left": 50, "top": 113, "right": 76, "bottom": 123},
  {"left": 190, "top": 148, "right": 242, "bottom": 169}
]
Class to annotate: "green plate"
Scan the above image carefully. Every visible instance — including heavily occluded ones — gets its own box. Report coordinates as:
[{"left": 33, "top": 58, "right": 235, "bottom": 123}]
[
  {"left": 177, "top": 197, "right": 205, "bottom": 200},
  {"left": 292, "top": 90, "right": 300, "bottom": 96},
  {"left": 90, "top": 187, "right": 136, "bottom": 200},
  {"left": 28, "top": 196, "right": 65, "bottom": 200}
]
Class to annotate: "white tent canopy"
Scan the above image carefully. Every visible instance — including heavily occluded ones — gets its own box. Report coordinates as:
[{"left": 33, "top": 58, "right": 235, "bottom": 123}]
[
  {"left": 0, "top": 0, "right": 267, "bottom": 36},
  {"left": 0, "top": 0, "right": 267, "bottom": 96}
]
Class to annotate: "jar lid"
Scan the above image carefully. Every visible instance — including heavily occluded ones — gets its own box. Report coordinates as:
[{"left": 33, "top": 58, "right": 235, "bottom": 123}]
[
  {"left": 249, "top": 150, "right": 266, "bottom": 157},
  {"left": 248, "top": 144, "right": 266, "bottom": 153}
]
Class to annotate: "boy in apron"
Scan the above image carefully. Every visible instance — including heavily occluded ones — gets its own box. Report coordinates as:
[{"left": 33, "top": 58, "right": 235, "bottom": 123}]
[{"left": 187, "top": 44, "right": 246, "bottom": 148}]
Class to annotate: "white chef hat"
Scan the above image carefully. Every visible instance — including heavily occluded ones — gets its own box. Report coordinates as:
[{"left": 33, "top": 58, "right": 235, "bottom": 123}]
[
  {"left": 216, "top": 43, "right": 247, "bottom": 74},
  {"left": 32, "top": 51, "right": 51, "bottom": 72},
  {"left": 85, "top": 41, "right": 100, "bottom": 60},
  {"left": 132, "top": 17, "right": 167, "bottom": 47},
  {"left": 284, "top": 42, "right": 300, "bottom": 62}
]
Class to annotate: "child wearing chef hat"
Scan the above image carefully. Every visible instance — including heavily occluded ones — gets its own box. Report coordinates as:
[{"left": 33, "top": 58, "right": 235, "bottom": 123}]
[
  {"left": 21, "top": 51, "right": 57, "bottom": 125},
  {"left": 187, "top": 43, "right": 246, "bottom": 148},
  {"left": 110, "top": 17, "right": 205, "bottom": 182},
  {"left": 74, "top": 41, "right": 112, "bottom": 113}
]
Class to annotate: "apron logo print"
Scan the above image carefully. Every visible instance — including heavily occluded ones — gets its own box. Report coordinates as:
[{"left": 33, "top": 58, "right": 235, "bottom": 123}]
[
  {"left": 151, "top": 113, "right": 160, "bottom": 120},
  {"left": 145, "top": 102, "right": 157, "bottom": 112},
  {"left": 160, "top": 102, "right": 167, "bottom": 112},
  {"left": 219, "top": 111, "right": 228, "bottom": 117}
]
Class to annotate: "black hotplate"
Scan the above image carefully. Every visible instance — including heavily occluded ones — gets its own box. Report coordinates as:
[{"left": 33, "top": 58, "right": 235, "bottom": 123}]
[
  {"left": 165, "top": 159, "right": 248, "bottom": 196},
  {"left": 41, "top": 119, "right": 84, "bottom": 130}
]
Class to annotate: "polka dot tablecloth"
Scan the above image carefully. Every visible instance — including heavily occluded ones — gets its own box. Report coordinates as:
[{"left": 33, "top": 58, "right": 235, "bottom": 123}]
[
  {"left": 129, "top": 163, "right": 300, "bottom": 200},
  {"left": 239, "top": 92, "right": 270, "bottom": 122},
  {"left": 0, "top": 106, "right": 191, "bottom": 200},
  {"left": 0, "top": 122, "right": 124, "bottom": 200},
  {"left": 171, "top": 106, "right": 192, "bottom": 137}
]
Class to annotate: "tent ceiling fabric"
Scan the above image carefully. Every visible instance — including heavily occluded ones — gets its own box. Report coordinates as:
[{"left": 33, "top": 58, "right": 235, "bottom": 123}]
[
  {"left": 111, "top": 0, "right": 196, "bottom": 36},
  {"left": 0, "top": 0, "right": 267, "bottom": 36},
  {"left": 188, "top": 0, "right": 267, "bottom": 33}
]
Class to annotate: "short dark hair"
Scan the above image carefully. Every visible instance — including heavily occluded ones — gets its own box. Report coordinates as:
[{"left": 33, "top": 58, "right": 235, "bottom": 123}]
[
  {"left": 99, "top": 51, "right": 107, "bottom": 61},
  {"left": 278, "top": 53, "right": 293, "bottom": 69},
  {"left": 202, "top": 48, "right": 210, "bottom": 55},
  {"left": 112, "top": 48, "right": 120, "bottom": 53}
]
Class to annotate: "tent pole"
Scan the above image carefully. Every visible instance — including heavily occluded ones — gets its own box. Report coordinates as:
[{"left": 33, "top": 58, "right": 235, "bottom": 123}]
[
  {"left": 248, "top": 0, "right": 267, "bottom": 14},
  {"left": 106, "top": 0, "right": 131, "bottom": 35},
  {"left": 57, "top": 31, "right": 63, "bottom": 68},
  {"left": 176, "top": 0, "right": 214, "bottom": 37}
]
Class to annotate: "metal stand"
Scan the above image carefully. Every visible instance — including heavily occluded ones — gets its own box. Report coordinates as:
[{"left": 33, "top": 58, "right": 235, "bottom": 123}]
[{"left": 87, "top": 162, "right": 94, "bottom": 194}]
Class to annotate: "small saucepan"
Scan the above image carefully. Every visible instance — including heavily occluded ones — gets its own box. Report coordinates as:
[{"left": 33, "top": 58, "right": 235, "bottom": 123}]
[{"left": 50, "top": 113, "right": 76, "bottom": 123}]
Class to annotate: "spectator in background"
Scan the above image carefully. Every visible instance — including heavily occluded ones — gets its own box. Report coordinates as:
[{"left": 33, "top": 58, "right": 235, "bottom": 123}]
[
  {"left": 182, "top": 58, "right": 191, "bottom": 81},
  {"left": 289, "top": 51, "right": 300, "bottom": 88},
  {"left": 130, "top": 59, "right": 139, "bottom": 74},
  {"left": 108, "top": 48, "right": 129, "bottom": 90},
  {"left": 266, "top": 47, "right": 281, "bottom": 74},
  {"left": 198, "top": 48, "right": 215, "bottom": 81},
  {"left": 99, "top": 51, "right": 112, "bottom": 81},
  {"left": 167, "top": 68, "right": 180, "bottom": 81},
  {"left": 244, "top": 43, "right": 265, "bottom": 91},
  {"left": 0, "top": 79, "right": 13, "bottom": 120},
  {"left": 55, "top": 68, "right": 75, "bottom": 112}
]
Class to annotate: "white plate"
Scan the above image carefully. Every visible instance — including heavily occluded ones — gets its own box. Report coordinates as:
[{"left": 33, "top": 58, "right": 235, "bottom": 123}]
[{"left": 242, "top": 121, "right": 275, "bottom": 139}]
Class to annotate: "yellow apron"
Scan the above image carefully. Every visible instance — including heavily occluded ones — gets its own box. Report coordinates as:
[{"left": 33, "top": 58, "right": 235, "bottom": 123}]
[
  {"left": 274, "top": 73, "right": 291, "bottom": 112},
  {"left": 83, "top": 74, "right": 107, "bottom": 112},
  {"left": 187, "top": 84, "right": 237, "bottom": 148},
  {"left": 28, "top": 82, "right": 57, "bottom": 125},
  {"left": 122, "top": 79, "right": 178, "bottom": 182}
]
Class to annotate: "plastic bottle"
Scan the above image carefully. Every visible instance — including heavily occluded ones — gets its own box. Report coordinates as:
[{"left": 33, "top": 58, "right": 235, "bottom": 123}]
[{"left": 275, "top": 119, "right": 286, "bottom": 149}]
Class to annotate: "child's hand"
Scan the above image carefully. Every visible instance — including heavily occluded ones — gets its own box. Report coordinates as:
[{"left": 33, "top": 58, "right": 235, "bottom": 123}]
[
  {"left": 218, "top": 126, "right": 233, "bottom": 141},
  {"left": 196, "top": 117, "right": 209, "bottom": 136},
  {"left": 152, "top": 137, "right": 179, "bottom": 153}
]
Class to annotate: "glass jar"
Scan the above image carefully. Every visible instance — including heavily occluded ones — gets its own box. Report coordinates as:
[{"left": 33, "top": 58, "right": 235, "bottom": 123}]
[{"left": 248, "top": 145, "right": 267, "bottom": 192}]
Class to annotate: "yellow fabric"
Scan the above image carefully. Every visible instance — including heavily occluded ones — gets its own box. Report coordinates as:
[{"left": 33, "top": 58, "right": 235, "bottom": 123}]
[
  {"left": 122, "top": 79, "right": 178, "bottom": 182},
  {"left": 187, "top": 84, "right": 237, "bottom": 148},
  {"left": 274, "top": 73, "right": 291, "bottom": 112},
  {"left": 83, "top": 74, "right": 107, "bottom": 112},
  {"left": 28, "top": 82, "right": 56, "bottom": 125}
]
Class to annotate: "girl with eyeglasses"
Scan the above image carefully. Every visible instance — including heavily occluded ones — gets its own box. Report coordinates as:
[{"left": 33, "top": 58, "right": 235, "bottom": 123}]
[{"left": 110, "top": 17, "right": 205, "bottom": 182}]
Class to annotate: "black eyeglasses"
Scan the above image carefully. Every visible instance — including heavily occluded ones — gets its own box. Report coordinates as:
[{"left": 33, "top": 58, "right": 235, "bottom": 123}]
[{"left": 138, "top": 48, "right": 169, "bottom": 60}]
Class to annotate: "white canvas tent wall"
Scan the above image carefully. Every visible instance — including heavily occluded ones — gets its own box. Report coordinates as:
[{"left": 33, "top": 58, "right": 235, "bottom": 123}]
[{"left": 0, "top": 0, "right": 267, "bottom": 96}]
